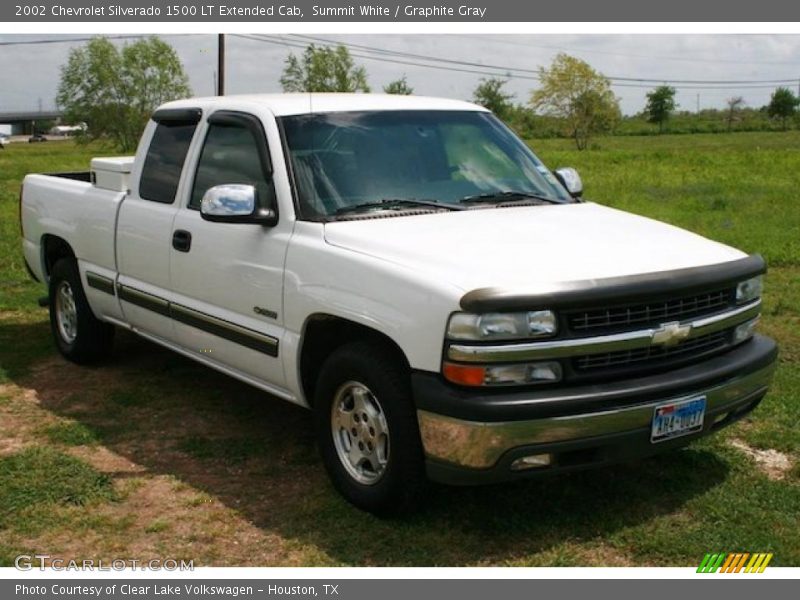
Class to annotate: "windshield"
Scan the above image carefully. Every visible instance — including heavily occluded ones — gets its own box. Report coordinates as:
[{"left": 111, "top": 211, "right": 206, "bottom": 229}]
[{"left": 279, "top": 110, "right": 573, "bottom": 219}]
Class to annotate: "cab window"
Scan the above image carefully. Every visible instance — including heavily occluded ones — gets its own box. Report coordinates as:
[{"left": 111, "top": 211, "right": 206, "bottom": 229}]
[
  {"left": 139, "top": 122, "right": 197, "bottom": 204},
  {"left": 190, "top": 122, "right": 275, "bottom": 210}
]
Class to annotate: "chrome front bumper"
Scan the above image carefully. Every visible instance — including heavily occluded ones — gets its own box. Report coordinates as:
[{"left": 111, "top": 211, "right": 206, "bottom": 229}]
[{"left": 417, "top": 356, "right": 777, "bottom": 472}]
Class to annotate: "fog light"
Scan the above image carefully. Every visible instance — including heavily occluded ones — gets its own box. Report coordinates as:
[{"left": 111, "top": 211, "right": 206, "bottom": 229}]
[
  {"left": 484, "top": 361, "right": 563, "bottom": 386},
  {"left": 511, "top": 454, "right": 552, "bottom": 471},
  {"left": 733, "top": 316, "right": 760, "bottom": 344}
]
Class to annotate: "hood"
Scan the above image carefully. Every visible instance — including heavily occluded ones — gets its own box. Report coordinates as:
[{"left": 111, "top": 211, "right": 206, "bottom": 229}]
[{"left": 323, "top": 203, "right": 746, "bottom": 293}]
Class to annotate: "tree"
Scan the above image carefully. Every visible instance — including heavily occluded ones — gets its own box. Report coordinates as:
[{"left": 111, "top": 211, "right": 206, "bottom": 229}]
[
  {"left": 645, "top": 86, "right": 677, "bottom": 133},
  {"left": 767, "top": 87, "right": 799, "bottom": 130},
  {"left": 725, "top": 96, "right": 745, "bottom": 132},
  {"left": 530, "top": 54, "right": 620, "bottom": 150},
  {"left": 472, "top": 77, "right": 514, "bottom": 121},
  {"left": 280, "top": 44, "right": 369, "bottom": 93},
  {"left": 57, "top": 36, "right": 191, "bottom": 152},
  {"left": 383, "top": 75, "right": 413, "bottom": 95}
]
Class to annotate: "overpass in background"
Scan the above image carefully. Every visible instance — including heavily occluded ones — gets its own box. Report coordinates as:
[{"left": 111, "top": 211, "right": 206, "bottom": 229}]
[{"left": 0, "top": 110, "right": 65, "bottom": 135}]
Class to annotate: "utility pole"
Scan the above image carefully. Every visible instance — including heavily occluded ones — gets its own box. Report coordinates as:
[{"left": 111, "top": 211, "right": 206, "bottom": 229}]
[
  {"left": 696, "top": 93, "right": 700, "bottom": 113},
  {"left": 217, "top": 34, "right": 225, "bottom": 96}
]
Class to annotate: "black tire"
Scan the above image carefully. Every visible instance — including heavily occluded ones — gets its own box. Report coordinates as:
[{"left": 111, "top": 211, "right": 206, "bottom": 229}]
[
  {"left": 314, "top": 340, "right": 427, "bottom": 515},
  {"left": 48, "top": 258, "right": 114, "bottom": 364}
]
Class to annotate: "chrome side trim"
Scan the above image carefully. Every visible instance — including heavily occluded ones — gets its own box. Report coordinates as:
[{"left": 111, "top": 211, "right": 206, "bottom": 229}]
[
  {"left": 118, "top": 284, "right": 170, "bottom": 317},
  {"left": 447, "top": 300, "right": 761, "bottom": 363},
  {"left": 417, "top": 360, "right": 776, "bottom": 469},
  {"left": 86, "top": 272, "right": 116, "bottom": 296},
  {"left": 171, "top": 303, "right": 279, "bottom": 357},
  {"left": 117, "top": 284, "right": 279, "bottom": 357}
]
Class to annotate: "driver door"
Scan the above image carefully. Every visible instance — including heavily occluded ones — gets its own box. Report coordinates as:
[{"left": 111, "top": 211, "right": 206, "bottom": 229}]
[{"left": 168, "top": 110, "right": 290, "bottom": 389}]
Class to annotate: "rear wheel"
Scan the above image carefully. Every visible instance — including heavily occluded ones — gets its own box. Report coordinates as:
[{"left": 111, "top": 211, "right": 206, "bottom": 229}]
[
  {"left": 49, "top": 258, "right": 114, "bottom": 364},
  {"left": 314, "top": 341, "right": 427, "bottom": 515}
]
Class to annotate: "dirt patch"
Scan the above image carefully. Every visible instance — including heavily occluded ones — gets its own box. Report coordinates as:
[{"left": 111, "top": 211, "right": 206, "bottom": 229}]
[
  {"left": 0, "top": 339, "right": 317, "bottom": 566},
  {"left": 572, "top": 544, "right": 633, "bottom": 567},
  {"left": 729, "top": 438, "right": 793, "bottom": 480}
]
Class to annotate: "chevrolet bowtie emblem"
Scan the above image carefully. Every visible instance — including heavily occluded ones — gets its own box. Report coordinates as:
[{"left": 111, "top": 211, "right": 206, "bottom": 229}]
[{"left": 652, "top": 321, "right": 693, "bottom": 346}]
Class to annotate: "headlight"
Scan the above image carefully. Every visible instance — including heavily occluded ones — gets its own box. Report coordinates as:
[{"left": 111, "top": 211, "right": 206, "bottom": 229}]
[
  {"left": 447, "top": 310, "right": 558, "bottom": 341},
  {"left": 736, "top": 275, "right": 762, "bottom": 304}
]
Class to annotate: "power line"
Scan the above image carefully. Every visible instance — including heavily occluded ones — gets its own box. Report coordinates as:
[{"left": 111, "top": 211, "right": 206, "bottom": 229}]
[
  {"left": 0, "top": 34, "right": 206, "bottom": 47},
  {"left": 288, "top": 34, "right": 799, "bottom": 86},
  {"left": 2, "top": 34, "right": 793, "bottom": 98},
  {"left": 450, "top": 34, "right": 800, "bottom": 68},
  {"left": 238, "top": 34, "right": 796, "bottom": 91},
  {"left": 234, "top": 34, "right": 540, "bottom": 81},
  {"left": 0, "top": 35, "right": 139, "bottom": 46}
]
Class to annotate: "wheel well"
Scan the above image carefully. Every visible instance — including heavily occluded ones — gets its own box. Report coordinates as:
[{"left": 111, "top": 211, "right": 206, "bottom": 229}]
[
  {"left": 41, "top": 235, "right": 75, "bottom": 279},
  {"left": 299, "top": 315, "right": 410, "bottom": 406}
]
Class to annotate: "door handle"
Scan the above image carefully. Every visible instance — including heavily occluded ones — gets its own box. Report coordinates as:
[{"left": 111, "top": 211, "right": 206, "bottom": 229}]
[{"left": 172, "top": 229, "right": 192, "bottom": 252}]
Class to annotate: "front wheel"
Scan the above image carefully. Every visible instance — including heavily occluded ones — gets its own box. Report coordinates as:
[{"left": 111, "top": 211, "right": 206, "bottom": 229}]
[
  {"left": 49, "top": 258, "right": 114, "bottom": 364},
  {"left": 314, "top": 341, "right": 427, "bottom": 515}
]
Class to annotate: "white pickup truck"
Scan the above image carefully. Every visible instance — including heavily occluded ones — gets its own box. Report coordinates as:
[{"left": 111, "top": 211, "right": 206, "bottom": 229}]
[{"left": 20, "top": 94, "right": 777, "bottom": 514}]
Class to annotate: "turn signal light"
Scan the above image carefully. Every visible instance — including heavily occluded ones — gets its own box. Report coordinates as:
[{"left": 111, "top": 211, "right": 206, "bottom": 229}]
[
  {"left": 442, "top": 361, "right": 563, "bottom": 387},
  {"left": 442, "top": 362, "right": 486, "bottom": 387}
]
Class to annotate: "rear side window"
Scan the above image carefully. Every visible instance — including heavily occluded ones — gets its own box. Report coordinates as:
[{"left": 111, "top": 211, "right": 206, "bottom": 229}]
[{"left": 139, "top": 122, "right": 197, "bottom": 204}]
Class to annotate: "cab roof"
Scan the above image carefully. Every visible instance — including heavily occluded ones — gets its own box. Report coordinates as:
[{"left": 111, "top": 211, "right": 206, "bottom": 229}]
[{"left": 158, "top": 93, "right": 489, "bottom": 117}]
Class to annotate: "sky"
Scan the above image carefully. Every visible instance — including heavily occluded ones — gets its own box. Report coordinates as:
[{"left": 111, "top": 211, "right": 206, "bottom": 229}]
[{"left": 2, "top": 33, "right": 800, "bottom": 116}]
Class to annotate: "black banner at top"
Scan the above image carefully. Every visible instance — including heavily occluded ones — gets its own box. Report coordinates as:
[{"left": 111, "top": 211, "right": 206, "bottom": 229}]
[{"left": 2, "top": 0, "right": 799, "bottom": 22}]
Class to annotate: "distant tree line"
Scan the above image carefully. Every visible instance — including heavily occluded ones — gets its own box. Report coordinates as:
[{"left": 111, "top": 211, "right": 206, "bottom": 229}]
[{"left": 54, "top": 37, "right": 800, "bottom": 152}]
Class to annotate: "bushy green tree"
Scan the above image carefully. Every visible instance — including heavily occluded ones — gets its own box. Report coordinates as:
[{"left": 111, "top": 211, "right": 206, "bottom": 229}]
[
  {"left": 57, "top": 36, "right": 191, "bottom": 151},
  {"left": 472, "top": 77, "right": 514, "bottom": 121},
  {"left": 645, "top": 86, "right": 677, "bottom": 133},
  {"left": 767, "top": 87, "right": 799, "bottom": 130},
  {"left": 530, "top": 54, "right": 620, "bottom": 150},
  {"left": 280, "top": 44, "right": 370, "bottom": 93},
  {"left": 383, "top": 75, "right": 413, "bottom": 95}
]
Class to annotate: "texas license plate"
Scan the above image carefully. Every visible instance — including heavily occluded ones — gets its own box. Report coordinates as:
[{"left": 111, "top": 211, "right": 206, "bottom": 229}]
[{"left": 651, "top": 396, "right": 706, "bottom": 443}]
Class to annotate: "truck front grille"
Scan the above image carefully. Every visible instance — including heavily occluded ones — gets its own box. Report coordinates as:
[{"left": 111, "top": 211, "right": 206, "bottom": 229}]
[
  {"left": 573, "top": 329, "right": 731, "bottom": 373},
  {"left": 567, "top": 288, "right": 734, "bottom": 334}
]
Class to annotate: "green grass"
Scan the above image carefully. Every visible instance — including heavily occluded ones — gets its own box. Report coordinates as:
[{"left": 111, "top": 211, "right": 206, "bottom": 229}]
[
  {"left": 0, "top": 135, "right": 798, "bottom": 566},
  {"left": 40, "top": 421, "right": 99, "bottom": 447},
  {"left": 0, "top": 447, "right": 115, "bottom": 529},
  {"left": 529, "top": 131, "right": 800, "bottom": 267}
]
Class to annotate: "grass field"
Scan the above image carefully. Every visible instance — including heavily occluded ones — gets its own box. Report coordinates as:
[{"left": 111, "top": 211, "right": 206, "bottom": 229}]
[{"left": 0, "top": 134, "right": 798, "bottom": 567}]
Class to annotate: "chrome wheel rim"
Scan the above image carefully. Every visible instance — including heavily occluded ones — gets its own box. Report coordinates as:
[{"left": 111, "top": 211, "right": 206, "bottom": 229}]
[
  {"left": 55, "top": 281, "right": 78, "bottom": 344},
  {"left": 331, "top": 381, "right": 390, "bottom": 486}
]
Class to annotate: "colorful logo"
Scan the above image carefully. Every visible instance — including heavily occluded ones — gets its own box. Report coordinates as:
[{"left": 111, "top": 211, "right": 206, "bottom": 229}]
[{"left": 697, "top": 553, "right": 773, "bottom": 573}]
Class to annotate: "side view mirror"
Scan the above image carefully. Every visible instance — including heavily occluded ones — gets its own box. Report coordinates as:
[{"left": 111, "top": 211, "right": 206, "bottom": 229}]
[
  {"left": 554, "top": 167, "right": 583, "bottom": 198},
  {"left": 200, "top": 184, "right": 277, "bottom": 226}
]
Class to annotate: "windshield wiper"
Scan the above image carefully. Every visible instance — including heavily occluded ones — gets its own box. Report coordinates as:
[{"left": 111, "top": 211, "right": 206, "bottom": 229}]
[
  {"left": 335, "top": 198, "right": 463, "bottom": 216},
  {"left": 460, "top": 190, "right": 562, "bottom": 205}
]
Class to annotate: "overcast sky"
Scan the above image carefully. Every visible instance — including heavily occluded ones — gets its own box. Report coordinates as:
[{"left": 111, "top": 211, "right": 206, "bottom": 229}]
[{"left": 2, "top": 34, "right": 800, "bottom": 115}]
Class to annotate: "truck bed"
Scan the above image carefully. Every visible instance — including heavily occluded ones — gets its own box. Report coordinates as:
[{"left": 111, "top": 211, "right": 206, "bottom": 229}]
[{"left": 20, "top": 172, "right": 126, "bottom": 282}]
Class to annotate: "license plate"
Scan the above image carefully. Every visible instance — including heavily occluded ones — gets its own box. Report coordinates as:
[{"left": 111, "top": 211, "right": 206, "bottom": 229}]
[{"left": 651, "top": 396, "right": 706, "bottom": 443}]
